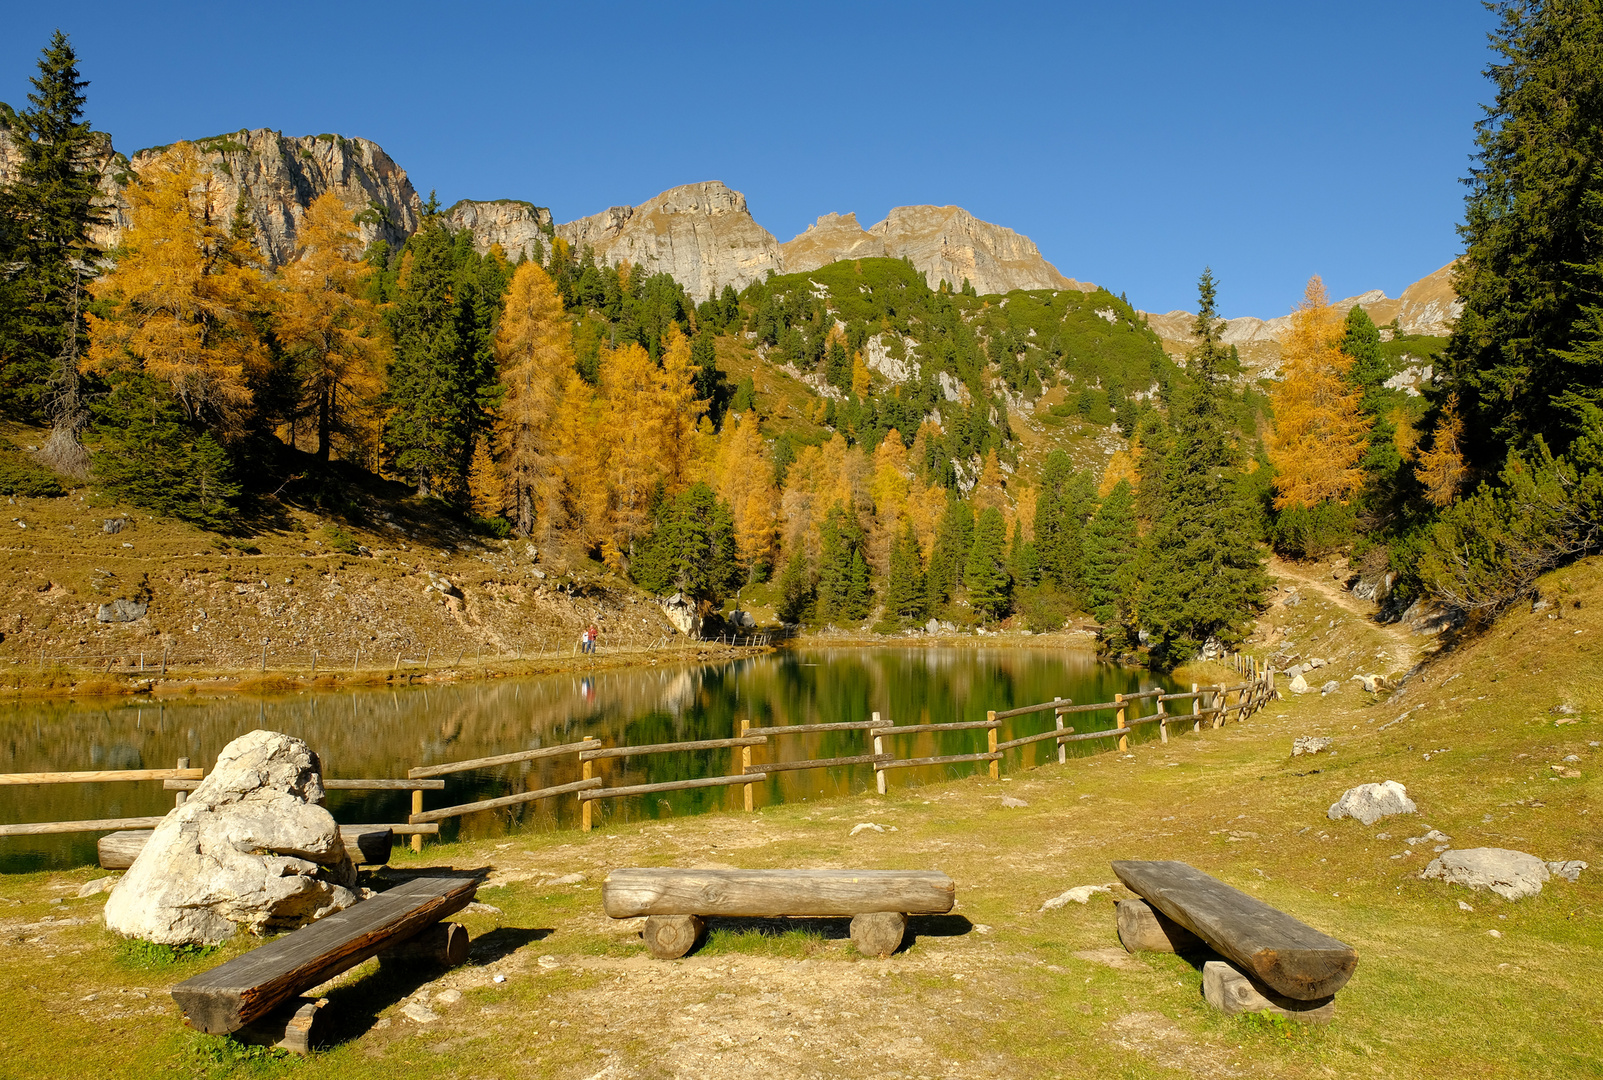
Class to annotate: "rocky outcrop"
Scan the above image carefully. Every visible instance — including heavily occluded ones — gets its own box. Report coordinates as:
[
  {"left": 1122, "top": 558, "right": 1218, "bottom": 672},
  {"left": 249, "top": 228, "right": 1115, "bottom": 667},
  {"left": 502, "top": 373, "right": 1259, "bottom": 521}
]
[
  {"left": 554, "top": 181, "right": 781, "bottom": 300},
  {"left": 781, "top": 206, "right": 1095, "bottom": 297},
  {"left": 117, "top": 130, "right": 422, "bottom": 268},
  {"left": 1, "top": 123, "right": 422, "bottom": 270},
  {"left": 104, "top": 729, "right": 358, "bottom": 946},
  {"left": 447, "top": 199, "right": 554, "bottom": 262}
]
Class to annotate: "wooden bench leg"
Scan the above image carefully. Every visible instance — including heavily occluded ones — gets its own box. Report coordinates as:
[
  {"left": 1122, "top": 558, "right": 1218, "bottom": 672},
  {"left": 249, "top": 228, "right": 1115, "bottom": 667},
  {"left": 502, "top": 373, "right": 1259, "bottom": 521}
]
[
  {"left": 234, "top": 997, "right": 323, "bottom": 1055},
  {"left": 377, "top": 921, "right": 470, "bottom": 967},
  {"left": 643, "top": 914, "right": 704, "bottom": 959},
  {"left": 849, "top": 911, "right": 907, "bottom": 958},
  {"left": 1115, "top": 899, "right": 1203, "bottom": 955},
  {"left": 1203, "top": 960, "right": 1336, "bottom": 1024}
]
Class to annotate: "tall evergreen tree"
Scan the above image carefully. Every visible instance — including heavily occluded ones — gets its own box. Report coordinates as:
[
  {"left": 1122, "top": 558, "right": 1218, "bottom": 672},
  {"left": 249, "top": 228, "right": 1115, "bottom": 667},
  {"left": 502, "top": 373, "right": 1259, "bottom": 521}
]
[
  {"left": 631, "top": 483, "right": 738, "bottom": 605},
  {"left": 1443, "top": 0, "right": 1603, "bottom": 468},
  {"left": 925, "top": 494, "right": 974, "bottom": 605},
  {"left": 0, "top": 30, "right": 106, "bottom": 470},
  {"left": 884, "top": 520, "right": 928, "bottom": 624},
  {"left": 965, "top": 506, "right": 1010, "bottom": 620},
  {"left": 1141, "top": 269, "right": 1266, "bottom": 668},
  {"left": 382, "top": 205, "right": 503, "bottom": 499},
  {"left": 775, "top": 547, "right": 814, "bottom": 624},
  {"left": 816, "top": 504, "right": 871, "bottom": 624},
  {"left": 1083, "top": 478, "right": 1140, "bottom": 640},
  {"left": 1033, "top": 450, "right": 1096, "bottom": 596}
]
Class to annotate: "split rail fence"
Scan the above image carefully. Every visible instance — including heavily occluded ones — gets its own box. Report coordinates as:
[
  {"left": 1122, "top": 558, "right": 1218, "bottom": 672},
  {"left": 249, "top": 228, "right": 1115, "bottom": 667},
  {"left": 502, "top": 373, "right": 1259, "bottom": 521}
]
[{"left": 0, "top": 653, "right": 1274, "bottom": 850}]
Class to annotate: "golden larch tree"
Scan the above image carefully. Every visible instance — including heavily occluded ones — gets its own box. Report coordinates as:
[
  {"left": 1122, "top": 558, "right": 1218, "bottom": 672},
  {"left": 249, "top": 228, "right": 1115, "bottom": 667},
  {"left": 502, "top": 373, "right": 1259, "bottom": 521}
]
[
  {"left": 1267, "top": 276, "right": 1372, "bottom": 509},
  {"left": 86, "top": 143, "right": 267, "bottom": 438},
  {"left": 657, "top": 323, "right": 706, "bottom": 488},
  {"left": 495, "top": 261, "right": 573, "bottom": 536},
  {"left": 276, "top": 191, "right": 387, "bottom": 462},
  {"left": 553, "top": 369, "right": 609, "bottom": 543},
  {"left": 599, "top": 342, "right": 666, "bottom": 544},
  {"left": 712, "top": 411, "right": 778, "bottom": 572},
  {"left": 1417, "top": 396, "right": 1469, "bottom": 508}
]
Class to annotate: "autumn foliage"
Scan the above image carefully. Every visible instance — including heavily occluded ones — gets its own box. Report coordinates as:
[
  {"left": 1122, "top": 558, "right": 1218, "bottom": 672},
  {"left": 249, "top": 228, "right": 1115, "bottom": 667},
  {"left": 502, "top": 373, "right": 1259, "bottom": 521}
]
[{"left": 1266, "top": 276, "right": 1371, "bottom": 510}]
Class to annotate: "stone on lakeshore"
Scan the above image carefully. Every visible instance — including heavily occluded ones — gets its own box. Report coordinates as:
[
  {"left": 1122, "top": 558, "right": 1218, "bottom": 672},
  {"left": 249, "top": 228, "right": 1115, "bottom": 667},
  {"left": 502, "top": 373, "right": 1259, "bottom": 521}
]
[
  {"left": 1327, "top": 780, "right": 1417, "bottom": 826},
  {"left": 1292, "top": 736, "right": 1333, "bottom": 757},
  {"left": 1288, "top": 674, "right": 1311, "bottom": 694},
  {"left": 104, "top": 729, "right": 358, "bottom": 946},
  {"left": 1422, "top": 848, "right": 1557, "bottom": 901},
  {"left": 1547, "top": 860, "right": 1588, "bottom": 883},
  {"left": 1320, "top": 680, "right": 1341, "bottom": 695},
  {"left": 77, "top": 875, "right": 118, "bottom": 898}
]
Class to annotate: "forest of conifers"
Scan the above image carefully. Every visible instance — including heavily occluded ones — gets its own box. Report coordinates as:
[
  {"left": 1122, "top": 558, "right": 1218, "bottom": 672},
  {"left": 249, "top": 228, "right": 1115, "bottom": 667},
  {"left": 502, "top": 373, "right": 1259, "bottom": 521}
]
[{"left": 3, "top": 2, "right": 1602, "bottom": 669}]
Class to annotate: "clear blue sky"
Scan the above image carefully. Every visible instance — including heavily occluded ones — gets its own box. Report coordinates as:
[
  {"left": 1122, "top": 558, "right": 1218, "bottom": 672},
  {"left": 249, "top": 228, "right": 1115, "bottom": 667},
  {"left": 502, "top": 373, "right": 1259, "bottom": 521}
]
[{"left": 1, "top": 1, "right": 1497, "bottom": 318}]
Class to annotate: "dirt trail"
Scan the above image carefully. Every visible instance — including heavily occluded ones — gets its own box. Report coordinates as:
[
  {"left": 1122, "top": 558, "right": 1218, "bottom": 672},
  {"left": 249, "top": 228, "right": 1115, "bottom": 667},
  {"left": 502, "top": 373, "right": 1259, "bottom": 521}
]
[{"left": 1266, "top": 555, "right": 1431, "bottom": 673}]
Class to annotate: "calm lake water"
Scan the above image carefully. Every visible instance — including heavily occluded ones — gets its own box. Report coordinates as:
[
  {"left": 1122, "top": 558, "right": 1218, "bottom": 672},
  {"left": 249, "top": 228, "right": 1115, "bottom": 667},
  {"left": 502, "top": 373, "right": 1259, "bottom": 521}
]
[{"left": 0, "top": 647, "right": 1177, "bottom": 872}]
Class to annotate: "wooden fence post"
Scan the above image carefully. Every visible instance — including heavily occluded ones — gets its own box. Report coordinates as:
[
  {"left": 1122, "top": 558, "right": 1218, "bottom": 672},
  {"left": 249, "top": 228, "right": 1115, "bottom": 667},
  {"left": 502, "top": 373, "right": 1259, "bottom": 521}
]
[
  {"left": 1212, "top": 684, "right": 1226, "bottom": 729},
  {"left": 987, "top": 711, "right": 999, "bottom": 779},
  {"left": 411, "top": 788, "right": 424, "bottom": 852},
  {"left": 310, "top": 649, "right": 318, "bottom": 675},
  {"left": 1157, "top": 695, "right": 1168, "bottom": 744},
  {"left": 872, "top": 711, "right": 886, "bottom": 795},
  {"left": 1191, "top": 683, "right": 1201, "bottom": 733},
  {"left": 175, "top": 757, "right": 189, "bottom": 807},
  {"left": 740, "top": 719, "right": 754, "bottom": 811},
  {"left": 161, "top": 646, "right": 169, "bottom": 675},
  {"left": 260, "top": 641, "right": 268, "bottom": 673},
  {"left": 581, "top": 759, "right": 594, "bottom": 831},
  {"left": 1054, "top": 697, "right": 1067, "bottom": 764},
  {"left": 1115, "top": 694, "right": 1128, "bottom": 752}
]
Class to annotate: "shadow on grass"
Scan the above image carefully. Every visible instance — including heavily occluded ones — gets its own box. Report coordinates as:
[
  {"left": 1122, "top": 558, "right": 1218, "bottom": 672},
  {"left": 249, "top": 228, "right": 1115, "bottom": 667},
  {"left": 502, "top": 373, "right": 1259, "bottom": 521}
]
[
  {"left": 691, "top": 912, "right": 975, "bottom": 958},
  {"left": 468, "top": 925, "right": 553, "bottom": 964}
]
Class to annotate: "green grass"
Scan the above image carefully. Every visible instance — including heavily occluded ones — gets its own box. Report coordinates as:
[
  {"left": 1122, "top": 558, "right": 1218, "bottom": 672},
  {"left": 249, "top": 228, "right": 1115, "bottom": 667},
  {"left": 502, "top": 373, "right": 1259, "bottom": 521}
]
[{"left": 0, "top": 559, "right": 1598, "bottom": 1077}]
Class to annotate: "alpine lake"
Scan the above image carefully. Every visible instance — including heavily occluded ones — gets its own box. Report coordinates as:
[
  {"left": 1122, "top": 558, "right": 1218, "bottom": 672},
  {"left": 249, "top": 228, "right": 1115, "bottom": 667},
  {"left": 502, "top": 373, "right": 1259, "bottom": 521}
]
[{"left": 0, "top": 646, "right": 1179, "bottom": 872}]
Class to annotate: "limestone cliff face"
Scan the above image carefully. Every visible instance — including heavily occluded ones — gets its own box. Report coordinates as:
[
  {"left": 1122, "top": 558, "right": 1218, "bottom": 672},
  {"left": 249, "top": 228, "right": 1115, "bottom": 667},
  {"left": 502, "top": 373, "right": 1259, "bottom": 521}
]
[
  {"left": 1, "top": 124, "right": 421, "bottom": 268},
  {"left": 447, "top": 199, "right": 553, "bottom": 262},
  {"left": 553, "top": 181, "right": 782, "bottom": 300},
  {"left": 112, "top": 130, "right": 423, "bottom": 268},
  {"left": 781, "top": 205, "right": 1094, "bottom": 296}
]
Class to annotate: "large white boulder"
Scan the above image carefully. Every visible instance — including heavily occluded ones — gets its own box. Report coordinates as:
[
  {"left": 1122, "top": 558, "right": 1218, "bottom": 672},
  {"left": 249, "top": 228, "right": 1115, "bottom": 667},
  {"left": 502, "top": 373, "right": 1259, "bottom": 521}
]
[
  {"left": 104, "top": 729, "right": 358, "bottom": 946},
  {"left": 1327, "top": 780, "right": 1417, "bottom": 826},
  {"left": 1423, "top": 848, "right": 1588, "bottom": 901}
]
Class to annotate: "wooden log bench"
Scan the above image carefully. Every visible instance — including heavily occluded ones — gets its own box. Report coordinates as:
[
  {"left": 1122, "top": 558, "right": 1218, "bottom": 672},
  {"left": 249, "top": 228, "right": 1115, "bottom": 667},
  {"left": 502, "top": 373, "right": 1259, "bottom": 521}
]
[
  {"left": 98, "top": 826, "right": 397, "bottom": 870},
  {"left": 171, "top": 874, "right": 478, "bottom": 1037},
  {"left": 602, "top": 868, "right": 956, "bottom": 959},
  {"left": 1112, "top": 860, "right": 1355, "bottom": 1021}
]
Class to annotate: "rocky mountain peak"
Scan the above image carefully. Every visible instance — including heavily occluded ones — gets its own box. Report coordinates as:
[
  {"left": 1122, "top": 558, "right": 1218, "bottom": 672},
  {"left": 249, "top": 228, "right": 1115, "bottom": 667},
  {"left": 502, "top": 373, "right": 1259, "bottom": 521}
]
[
  {"left": 553, "top": 181, "right": 781, "bottom": 300},
  {"left": 446, "top": 199, "right": 553, "bottom": 263},
  {"left": 781, "top": 203, "right": 1094, "bottom": 296}
]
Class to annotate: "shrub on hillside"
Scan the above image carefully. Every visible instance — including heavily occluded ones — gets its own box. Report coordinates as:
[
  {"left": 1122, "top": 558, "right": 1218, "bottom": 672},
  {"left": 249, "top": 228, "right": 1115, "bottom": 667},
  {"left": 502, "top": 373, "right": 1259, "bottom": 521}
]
[
  {"left": 1417, "top": 425, "right": 1603, "bottom": 620},
  {"left": 1270, "top": 500, "right": 1356, "bottom": 560}
]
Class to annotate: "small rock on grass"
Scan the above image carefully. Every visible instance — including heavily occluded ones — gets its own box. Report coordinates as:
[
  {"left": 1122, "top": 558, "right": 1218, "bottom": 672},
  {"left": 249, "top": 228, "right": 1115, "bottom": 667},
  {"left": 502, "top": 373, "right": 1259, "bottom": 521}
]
[
  {"left": 401, "top": 1001, "right": 438, "bottom": 1024},
  {"left": 1040, "top": 884, "right": 1114, "bottom": 911},
  {"left": 434, "top": 989, "right": 462, "bottom": 1006},
  {"left": 1292, "top": 736, "right": 1333, "bottom": 757},
  {"left": 1328, "top": 780, "right": 1416, "bottom": 826},
  {"left": 850, "top": 822, "right": 885, "bottom": 836},
  {"left": 1000, "top": 794, "right": 1029, "bottom": 808},
  {"left": 76, "top": 876, "right": 117, "bottom": 898}
]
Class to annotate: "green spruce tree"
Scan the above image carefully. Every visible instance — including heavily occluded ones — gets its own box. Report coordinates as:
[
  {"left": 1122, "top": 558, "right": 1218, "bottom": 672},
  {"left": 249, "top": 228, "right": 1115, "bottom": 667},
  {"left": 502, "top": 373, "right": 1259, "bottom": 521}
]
[
  {"left": 816, "top": 504, "right": 871, "bottom": 624},
  {"left": 1141, "top": 269, "right": 1267, "bottom": 668},
  {"left": 1443, "top": 0, "right": 1603, "bottom": 465},
  {"left": 0, "top": 30, "right": 106, "bottom": 471},
  {"left": 965, "top": 506, "right": 1010, "bottom": 621},
  {"left": 1082, "top": 478, "right": 1140, "bottom": 645},
  {"left": 884, "top": 520, "right": 928, "bottom": 625},
  {"left": 1033, "top": 450, "right": 1096, "bottom": 598},
  {"left": 775, "top": 548, "right": 814, "bottom": 624},
  {"left": 925, "top": 494, "right": 974, "bottom": 606}
]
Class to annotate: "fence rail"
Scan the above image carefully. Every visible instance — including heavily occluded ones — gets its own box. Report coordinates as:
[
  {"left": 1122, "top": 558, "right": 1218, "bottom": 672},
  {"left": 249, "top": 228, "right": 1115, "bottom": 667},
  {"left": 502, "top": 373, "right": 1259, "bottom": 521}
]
[{"left": 5, "top": 652, "right": 1277, "bottom": 855}]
